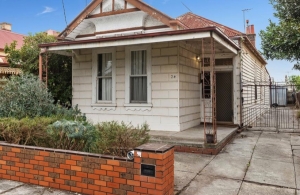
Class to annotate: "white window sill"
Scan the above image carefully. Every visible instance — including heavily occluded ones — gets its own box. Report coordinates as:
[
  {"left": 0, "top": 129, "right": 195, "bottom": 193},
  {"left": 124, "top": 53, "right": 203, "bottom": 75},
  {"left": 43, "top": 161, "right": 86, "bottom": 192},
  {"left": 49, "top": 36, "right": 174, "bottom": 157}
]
[
  {"left": 124, "top": 103, "right": 152, "bottom": 111},
  {"left": 91, "top": 103, "right": 117, "bottom": 111}
]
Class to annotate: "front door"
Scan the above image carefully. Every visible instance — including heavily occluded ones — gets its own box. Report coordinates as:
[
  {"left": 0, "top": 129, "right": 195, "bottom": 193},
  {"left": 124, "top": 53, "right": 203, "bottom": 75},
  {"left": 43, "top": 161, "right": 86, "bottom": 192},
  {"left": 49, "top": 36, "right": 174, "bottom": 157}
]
[{"left": 216, "top": 72, "right": 233, "bottom": 122}]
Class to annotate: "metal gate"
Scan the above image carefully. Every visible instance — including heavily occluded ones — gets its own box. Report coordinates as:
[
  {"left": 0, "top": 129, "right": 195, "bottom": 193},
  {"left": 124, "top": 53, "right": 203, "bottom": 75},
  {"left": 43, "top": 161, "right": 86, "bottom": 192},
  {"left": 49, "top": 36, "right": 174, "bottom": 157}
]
[
  {"left": 242, "top": 82, "right": 300, "bottom": 132},
  {"left": 244, "top": 107, "right": 300, "bottom": 132}
]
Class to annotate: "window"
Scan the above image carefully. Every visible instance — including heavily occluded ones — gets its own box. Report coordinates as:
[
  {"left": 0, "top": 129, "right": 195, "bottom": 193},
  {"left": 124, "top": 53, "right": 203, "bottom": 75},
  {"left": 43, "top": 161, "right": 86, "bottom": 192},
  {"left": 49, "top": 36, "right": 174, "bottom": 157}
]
[
  {"left": 125, "top": 45, "right": 152, "bottom": 108},
  {"left": 97, "top": 53, "right": 112, "bottom": 101},
  {"left": 92, "top": 48, "right": 116, "bottom": 108},
  {"left": 130, "top": 50, "right": 147, "bottom": 103}
]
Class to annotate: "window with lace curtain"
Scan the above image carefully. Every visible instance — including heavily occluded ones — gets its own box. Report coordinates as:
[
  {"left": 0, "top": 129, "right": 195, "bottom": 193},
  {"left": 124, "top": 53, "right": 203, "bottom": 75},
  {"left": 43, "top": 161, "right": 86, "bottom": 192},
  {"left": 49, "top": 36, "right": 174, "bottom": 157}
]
[
  {"left": 91, "top": 48, "right": 116, "bottom": 108},
  {"left": 130, "top": 50, "right": 147, "bottom": 103},
  {"left": 97, "top": 53, "right": 112, "bottom": 101},
  {"left": 125, "top": 45, "right": 152, "bottom": 108}
]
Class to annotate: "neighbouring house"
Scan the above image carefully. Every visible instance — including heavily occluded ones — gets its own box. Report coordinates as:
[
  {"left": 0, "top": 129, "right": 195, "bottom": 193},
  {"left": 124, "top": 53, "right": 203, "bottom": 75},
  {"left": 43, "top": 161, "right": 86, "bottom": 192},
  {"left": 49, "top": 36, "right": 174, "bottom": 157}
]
[
  {"left": 39, "top": 0, "right": 270, "bottom": 132},
  {"left": 0, "top": 22, "right": 24, "bottom": 78}
]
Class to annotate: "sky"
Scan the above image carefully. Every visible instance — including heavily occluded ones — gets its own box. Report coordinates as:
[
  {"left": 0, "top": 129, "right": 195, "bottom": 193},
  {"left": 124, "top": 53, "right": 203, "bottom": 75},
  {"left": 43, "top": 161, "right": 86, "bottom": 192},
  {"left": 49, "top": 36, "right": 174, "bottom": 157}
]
[{"left": 0, "top": 0, "right": 299, "bottom": 82}]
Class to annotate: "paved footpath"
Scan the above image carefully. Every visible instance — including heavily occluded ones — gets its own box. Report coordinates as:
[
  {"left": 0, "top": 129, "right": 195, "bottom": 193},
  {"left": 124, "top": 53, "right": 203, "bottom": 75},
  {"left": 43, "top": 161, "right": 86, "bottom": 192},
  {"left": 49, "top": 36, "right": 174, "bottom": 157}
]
[
  {"left": 1, "top": 130, "right": 300, "bottom": 195},
  {"left": 175, "top": 130, "right": 300, "bottom": 195}
]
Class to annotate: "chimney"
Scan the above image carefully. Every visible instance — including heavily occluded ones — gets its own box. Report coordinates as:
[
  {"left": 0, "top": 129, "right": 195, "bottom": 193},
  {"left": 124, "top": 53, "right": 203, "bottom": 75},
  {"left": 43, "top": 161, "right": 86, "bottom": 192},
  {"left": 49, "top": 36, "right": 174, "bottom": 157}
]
[
  {"left": 246, "top": 21, "right": 256, "bottom": 47},
  {"left": 0, "top": 22, "right": 12, "bottom": 31}
]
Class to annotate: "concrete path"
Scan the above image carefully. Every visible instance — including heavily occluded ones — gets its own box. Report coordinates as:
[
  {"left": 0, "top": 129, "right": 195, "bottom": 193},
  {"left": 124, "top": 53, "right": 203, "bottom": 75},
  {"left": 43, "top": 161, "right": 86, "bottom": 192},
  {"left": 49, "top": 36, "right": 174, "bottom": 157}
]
[
  {"left": 175, "top": 130, "right": 300, "bottom": 195},
  {"left": 0, "top": 180, "right": 76, "bottom": 195}
]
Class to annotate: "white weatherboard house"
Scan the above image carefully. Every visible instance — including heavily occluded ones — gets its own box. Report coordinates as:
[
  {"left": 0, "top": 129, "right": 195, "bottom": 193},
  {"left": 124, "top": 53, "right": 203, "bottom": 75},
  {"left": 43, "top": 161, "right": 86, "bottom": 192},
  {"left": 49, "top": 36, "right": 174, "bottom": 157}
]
[{"left": 39, "top": 0, "right": 270, "bottom": 131}]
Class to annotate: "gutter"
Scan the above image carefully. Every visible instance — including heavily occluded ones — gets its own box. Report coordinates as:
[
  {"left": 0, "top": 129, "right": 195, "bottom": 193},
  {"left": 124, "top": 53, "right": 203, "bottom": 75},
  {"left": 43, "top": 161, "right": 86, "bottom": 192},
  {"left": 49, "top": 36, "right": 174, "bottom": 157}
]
[{"left": 39, "top": 27, "right": 240, "bottom": 51}]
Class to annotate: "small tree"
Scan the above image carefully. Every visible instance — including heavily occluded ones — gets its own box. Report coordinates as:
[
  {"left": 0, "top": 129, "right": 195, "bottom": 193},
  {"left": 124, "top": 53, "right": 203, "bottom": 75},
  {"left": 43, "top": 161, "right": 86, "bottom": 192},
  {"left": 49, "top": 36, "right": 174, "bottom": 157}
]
[
  {"left": 289, "top": 75, "right": 300, "bottom": 90},
  {"left": 4, "top": 32, "right": 72, "bottom": 104},
  {"left": 260, "top": 0, "right": 300, "bottom": 70}
]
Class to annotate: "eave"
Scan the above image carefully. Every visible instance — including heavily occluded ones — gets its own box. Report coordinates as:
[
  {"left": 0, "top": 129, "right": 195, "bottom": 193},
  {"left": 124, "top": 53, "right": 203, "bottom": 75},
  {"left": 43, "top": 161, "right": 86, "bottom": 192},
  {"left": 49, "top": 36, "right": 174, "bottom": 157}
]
[{"left": 40, "top": 27, "right": 240, "bottom": 54}]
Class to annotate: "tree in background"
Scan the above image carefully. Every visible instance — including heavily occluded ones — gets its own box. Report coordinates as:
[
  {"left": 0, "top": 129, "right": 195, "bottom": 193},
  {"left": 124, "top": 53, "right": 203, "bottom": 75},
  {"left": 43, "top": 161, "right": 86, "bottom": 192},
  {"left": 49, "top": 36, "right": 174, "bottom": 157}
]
[
  {"left": 260, "top": 0, "right": 300, "bottom": 70},
  {"left": 289, "top": 75, "right": 300, "bottom": 90},
  {"left": 4, "top": 32, "right": 72, "bottom": 104}
]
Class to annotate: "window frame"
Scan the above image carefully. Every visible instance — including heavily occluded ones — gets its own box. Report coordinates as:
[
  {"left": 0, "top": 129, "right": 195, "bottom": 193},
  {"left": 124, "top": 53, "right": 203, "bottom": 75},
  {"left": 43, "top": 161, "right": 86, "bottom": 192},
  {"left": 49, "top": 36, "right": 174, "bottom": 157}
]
[
  {"left": 92, "top": 48, "right": 116, "bottom": 107},
  {"left": 125, "top": 45, "right": 152, "bottom": 108}
]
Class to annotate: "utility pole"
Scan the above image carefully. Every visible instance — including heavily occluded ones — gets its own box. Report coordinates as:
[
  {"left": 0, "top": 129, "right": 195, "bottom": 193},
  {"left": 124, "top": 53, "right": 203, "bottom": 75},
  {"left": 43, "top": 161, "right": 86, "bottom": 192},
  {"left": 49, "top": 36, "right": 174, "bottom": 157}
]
[{"left": 242, "top": 8, "right": 252, "bottom": 33}]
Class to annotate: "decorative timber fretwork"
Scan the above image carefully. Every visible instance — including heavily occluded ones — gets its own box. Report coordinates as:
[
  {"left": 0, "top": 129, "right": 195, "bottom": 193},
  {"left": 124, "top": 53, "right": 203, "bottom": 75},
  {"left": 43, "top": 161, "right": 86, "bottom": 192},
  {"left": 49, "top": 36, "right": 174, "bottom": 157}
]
[
  {"left": 0, "top": 67, "right": 22, "bottom": 75},
  {"left": 87, "top": 8, "right": 140, "bottom": 18},
  {"left": 59, "top": 0, "right": 182, "bottom": 39},
  {"left": 59, "top": 0, "right": 103, "bottom": 39},
  {"left": 76, "top": 25, "right": 169, "bottom": 38}
]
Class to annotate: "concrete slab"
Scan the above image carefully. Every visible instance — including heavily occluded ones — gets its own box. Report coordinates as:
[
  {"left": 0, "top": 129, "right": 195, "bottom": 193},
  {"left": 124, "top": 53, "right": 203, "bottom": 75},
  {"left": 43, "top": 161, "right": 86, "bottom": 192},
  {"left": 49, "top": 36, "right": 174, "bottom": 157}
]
[
  {"left": 1, "top": 184, "right": 44, "bottom": 195},
  {"left": 150, "top": 125, "right": 237, "bottom": 145},
  {"left": 292, "top": 146, "right": 300, "bottom": 150},
  {"left": 293, "top": 164, "right": 300, "bottom": 189},
  {"left": 174, "top": 153, "right": 214, "bottom": 192},
  {"left": 175, "top": 170, "right": 198, "bottom": 194},
  {"left": 291, "top": 135, "right": 300, "bottom": 146},
  {"left": 0, "top": 180, "right": 23, "bottom": 193},
  {"left": 252, "top": 144, "right": 293, "bottom": 163},
  {"left": 180, "top": 175, "right": 241, "bottom": 195},
  {"left": 201, "top": 153, "right": 249, "bottom": 180},
  {"left": 245, "top": 158, "right": 296, "bottom": 188},
  {"left": 220, "top": 143, "right": 254, "bottom": 158},
  {"left": 175, "top": 152, "right": 214, "bottom": 172},
  {"left": 293, "top": 150, "right": 300, "bottom": 165},
  {"left": 231, "top": 131, "right": 261, "bottom": 146},
  {"left": 239, "top": 181, "right": 295, "bottom": 195}
]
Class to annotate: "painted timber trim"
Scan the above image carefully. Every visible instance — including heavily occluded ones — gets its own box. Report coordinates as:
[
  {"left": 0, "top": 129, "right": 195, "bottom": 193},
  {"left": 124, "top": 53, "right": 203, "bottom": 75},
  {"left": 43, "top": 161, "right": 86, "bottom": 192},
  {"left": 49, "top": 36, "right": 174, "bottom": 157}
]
[
  {"left": 58, "top": 0, "right": 103, "bottom": 39},
  {"left": 40, "top": 27, "right": 240, "bottom": 52}
]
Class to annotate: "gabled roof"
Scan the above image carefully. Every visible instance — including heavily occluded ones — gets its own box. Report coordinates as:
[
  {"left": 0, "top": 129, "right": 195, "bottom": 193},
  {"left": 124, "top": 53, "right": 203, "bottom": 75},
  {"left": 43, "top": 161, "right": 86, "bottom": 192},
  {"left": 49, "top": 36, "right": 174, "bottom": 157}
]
[
  {"left": 177, "top": 12, "right": 244, "bottom": 37},
  {"left": 59, "top": 0, "right": 182, "bottom": 39},
  {"left": 0, "top": 29, "right": 25, "bottom": 50}
]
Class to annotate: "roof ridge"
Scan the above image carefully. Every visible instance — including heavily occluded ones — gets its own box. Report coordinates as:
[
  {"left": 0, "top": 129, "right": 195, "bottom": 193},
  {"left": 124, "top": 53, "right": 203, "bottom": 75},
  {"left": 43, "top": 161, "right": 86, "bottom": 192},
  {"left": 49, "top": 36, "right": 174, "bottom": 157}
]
[
  {"left": 0, "top": 29, "right": 25, "bottom": 37},
  {"left": 177, "top": 12, "right": 244, "bottom": 35}
]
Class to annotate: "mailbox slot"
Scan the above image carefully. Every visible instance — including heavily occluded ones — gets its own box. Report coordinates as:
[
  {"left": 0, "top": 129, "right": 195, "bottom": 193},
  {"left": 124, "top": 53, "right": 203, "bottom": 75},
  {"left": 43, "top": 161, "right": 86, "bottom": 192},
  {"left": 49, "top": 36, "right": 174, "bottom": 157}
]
[{"left": 141, "top": 164, "right": 155, "bottom": 177}]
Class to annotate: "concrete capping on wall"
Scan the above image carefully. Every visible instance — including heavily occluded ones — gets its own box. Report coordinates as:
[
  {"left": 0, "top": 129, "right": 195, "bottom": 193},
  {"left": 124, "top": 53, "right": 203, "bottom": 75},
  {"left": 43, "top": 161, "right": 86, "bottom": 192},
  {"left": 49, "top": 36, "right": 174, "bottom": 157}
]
[{"left": 0, "top": 142, "right": 174, "bottom": 195}]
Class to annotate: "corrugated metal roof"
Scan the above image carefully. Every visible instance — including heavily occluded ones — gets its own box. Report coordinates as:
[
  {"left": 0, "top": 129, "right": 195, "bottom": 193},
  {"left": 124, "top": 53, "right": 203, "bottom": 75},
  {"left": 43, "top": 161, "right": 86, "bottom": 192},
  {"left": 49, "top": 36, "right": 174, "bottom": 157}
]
[
  {"left": 177, "top": 12, "right": 244, "bottom": 37},
  {"left": 0, "top": 30, "right": 25, "bottom": 50}
]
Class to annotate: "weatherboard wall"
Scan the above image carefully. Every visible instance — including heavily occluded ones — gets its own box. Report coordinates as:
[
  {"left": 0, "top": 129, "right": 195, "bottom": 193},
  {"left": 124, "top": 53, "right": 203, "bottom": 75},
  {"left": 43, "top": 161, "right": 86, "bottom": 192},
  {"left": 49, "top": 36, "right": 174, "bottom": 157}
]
[{"left": 72, "top": 42, "right": 181, "bottom": 131}]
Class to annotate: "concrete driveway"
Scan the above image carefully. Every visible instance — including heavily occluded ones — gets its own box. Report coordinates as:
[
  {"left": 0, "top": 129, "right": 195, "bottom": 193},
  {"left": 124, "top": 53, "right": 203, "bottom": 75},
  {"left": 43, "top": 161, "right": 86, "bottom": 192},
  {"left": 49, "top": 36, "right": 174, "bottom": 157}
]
[{"left": 175, "top": 130, "right": 300, "bottom": 195}]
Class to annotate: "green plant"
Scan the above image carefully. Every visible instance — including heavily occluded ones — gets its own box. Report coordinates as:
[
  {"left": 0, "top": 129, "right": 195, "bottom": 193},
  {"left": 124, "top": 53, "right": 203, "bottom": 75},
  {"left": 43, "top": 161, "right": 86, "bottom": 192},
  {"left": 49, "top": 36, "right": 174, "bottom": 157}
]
[
  {"left": 47, "top": 120, "right": 96, "bottom": 152},
  {"left": 0, "top": 117, "right": 57, "bottom": 146},
  {"left": 0, "top": 74, "right": 55, "bottom": 119},
  {"left": 297, "top": 111, "right": 300, "bottom": 119},
  {"left": 94, "top": 121, "right": 150, "bottom": 157},
  {"left": 4, "top": 32, "right": 72, "bottom": 104}
]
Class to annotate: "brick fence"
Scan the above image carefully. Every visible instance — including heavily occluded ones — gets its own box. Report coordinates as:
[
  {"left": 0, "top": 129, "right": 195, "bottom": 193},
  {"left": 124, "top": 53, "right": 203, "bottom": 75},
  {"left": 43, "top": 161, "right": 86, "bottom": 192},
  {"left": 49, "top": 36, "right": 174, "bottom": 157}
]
[{"left": 0, "top": 142, "right": 174, "bottom": 195}]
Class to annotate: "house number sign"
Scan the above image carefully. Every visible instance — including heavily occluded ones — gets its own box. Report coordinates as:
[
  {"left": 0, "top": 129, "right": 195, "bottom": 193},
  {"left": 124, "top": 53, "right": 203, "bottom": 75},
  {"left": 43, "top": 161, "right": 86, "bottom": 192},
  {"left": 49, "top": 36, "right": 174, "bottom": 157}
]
[{"left": 170, "top": 74, "right": 177, "bottom": 80}]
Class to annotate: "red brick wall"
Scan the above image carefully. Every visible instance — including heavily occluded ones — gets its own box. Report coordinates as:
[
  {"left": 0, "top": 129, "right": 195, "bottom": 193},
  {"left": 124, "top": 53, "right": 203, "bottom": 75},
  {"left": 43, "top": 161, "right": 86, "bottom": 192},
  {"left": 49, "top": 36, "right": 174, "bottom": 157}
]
[{"left": 0, "top": 142, "right": 174, "bottom": 195}]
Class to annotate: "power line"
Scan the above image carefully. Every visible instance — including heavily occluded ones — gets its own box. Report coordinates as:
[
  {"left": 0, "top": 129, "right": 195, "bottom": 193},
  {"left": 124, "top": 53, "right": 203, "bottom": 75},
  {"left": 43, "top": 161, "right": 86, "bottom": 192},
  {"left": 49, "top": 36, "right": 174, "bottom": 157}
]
[
  {"left": 181, "top": 2, "right": 192, "bottom": 13},
  {"left": 62, "top": 0, "right": 68, "bottom": 27}
]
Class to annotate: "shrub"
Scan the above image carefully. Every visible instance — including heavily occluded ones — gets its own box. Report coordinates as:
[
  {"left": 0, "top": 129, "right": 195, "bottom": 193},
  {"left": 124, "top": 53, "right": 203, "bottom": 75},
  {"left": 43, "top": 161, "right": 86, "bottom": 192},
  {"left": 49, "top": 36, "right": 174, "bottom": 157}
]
[
  {"left": 0, "top": 117, "right": 57, "bottom": 146},
  {"left": 0, "top": 74, "right": 55, "bottom": 119},
  {"left": 47, "top": 120, "right": 96, "bottom": 151},
  {"left": 53, "top": 104, "right": 86, "bottom": 122},
  {"left": 94, "top": 121, "right": 150, "bottom": 157},
  {"left": 297, "top": 110, "right": 300, "bottom": 119},
  {"left": 0, "top": 73, "right": 86, "bottom": 121}
]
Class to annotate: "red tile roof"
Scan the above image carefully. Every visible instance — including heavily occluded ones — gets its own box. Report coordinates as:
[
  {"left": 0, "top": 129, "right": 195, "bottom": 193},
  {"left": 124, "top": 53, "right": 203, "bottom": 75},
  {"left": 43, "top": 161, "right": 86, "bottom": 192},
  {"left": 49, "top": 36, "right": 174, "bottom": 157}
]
[
  {"left": 0, "top": 30, "right": 25, "bottom": 50},
  {"left": 177, "top": 12, "right": 244, "bottom": 37}
]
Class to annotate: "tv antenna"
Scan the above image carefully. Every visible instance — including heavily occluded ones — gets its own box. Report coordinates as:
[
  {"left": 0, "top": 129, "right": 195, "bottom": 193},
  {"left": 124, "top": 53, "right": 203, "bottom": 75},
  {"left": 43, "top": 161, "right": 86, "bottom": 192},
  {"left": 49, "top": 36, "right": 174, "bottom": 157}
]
[
  {"left": 242, "top": 8, "right": 252, "bottom": 33},
  {"left": 181, "top": 2, "right": 192, "bottom": 13}
]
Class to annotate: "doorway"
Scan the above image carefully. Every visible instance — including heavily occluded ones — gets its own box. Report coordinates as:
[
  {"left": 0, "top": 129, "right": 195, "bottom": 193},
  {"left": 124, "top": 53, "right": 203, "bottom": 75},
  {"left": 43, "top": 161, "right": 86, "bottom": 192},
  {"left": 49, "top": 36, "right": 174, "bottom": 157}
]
[{"left": 216, "top": 72, "right": 233, "bottom": 122}]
